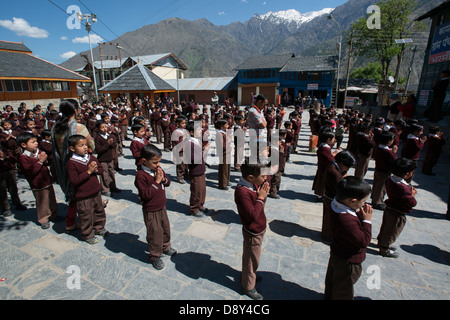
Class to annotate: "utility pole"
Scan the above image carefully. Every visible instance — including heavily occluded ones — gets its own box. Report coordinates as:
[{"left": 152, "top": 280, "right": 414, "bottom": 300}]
[
  {"left": 343, "top": 28, "right": 354, "bottom": 110},
  {"left": 403, "top": 45, "right": 417, "bottom": 97},
  {"left": 98, "top": 43, "right": 105, "bottom": 88}
]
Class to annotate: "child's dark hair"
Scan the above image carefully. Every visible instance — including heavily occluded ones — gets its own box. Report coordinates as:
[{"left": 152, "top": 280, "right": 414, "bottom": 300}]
[
  {"left": 319, "top": 130, "right": 335, "bottom": 144},
  {"left": 140, "top": 144, "right": 162, "bottom": 160},
  {"left": 391, "top": 157, "right": 416, "bottom": 177},
  {"left": 17, "top": 132, "right": 36, "bottom": 147},
  {"left": 41, "top": 130, "right": 52, "bottom": 139},
  {"left": 96, "top": 120, "right": 106, "bottom": 128},
  {"left": 284, "top": 121, "right": 292, "bottom": 128},
  {"left": 22, "top": 118, "right": 35, "bottom": 127},
  {"left": 429, "top": 125, "right": 441, "bottom": 135},
  {"left": 216, "top": 119, "right": 228, "bottom": 129},
  {"left": 68, "top": 134, "right": 87, "bottom": 147},
  {"left": 334, "top": 150, "right": 356, "bottom": 168},
  {"left": 1, "top": 119, "right": 11, "bottom": 127},
  {"left": 240, "top": 159, "right": 265, "bottom": 179},
  {"left": 336, "top": 176, "right": 372, "bottom": 201},
  {"left": 176, "top": 115, "right": 187, "bottom": 124},
  {"left": 379, "top": 131, "right": 395, "bottom": 146},
  {"left": 131, "top": 123, "right": 145, "bottom": 134},
  {"left": 410, "top": 124, "right": 423, "bottom": 134}
]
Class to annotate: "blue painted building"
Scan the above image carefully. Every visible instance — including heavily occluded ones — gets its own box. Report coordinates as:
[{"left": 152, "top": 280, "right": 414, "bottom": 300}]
[{"left": 235, "top": 54, "right": 338, "bottom": 107}]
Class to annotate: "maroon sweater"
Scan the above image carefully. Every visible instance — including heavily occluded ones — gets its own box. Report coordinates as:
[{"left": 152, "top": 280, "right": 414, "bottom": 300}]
[
  {"left": 130, "top": 137, "right": 149, "bottom": 167},
  {"left": 188, "top": 138, "right": 206, "bottom": 176},
  {"left": 384, "top": 176, "right": 417, "bottom": 213},
  {"left": 18, "top": 151, "right": 52, "bottom": 190},
  {"left": 329, "top": 199, "right": 372, "bottom": 264},
  {"left": 401, "top": 136, "right": 423, "bottom": 161},
  {"left": 374, "top": 146, "right": 397, "bottom": 174},
  {"left": 66, "top": 154, "right": 103, "bottom": 200},
  {"left": 235, "top": 179, "right": 267, "bottom": 235},
  {"left": 134, "top": 167, "right": 171, "bottom": 212},
  {"left": 95, "top": 134, "right": 117, "bottom": 163}
]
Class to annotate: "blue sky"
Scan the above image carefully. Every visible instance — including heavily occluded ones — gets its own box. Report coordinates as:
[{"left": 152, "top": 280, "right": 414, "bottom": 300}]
[{"left": 0, "top": 0, "right": 346, "bottom": 65}]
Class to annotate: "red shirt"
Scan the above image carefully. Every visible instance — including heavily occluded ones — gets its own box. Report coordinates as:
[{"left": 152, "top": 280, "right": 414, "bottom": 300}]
[{"left": 66, "top": 154, "right": 103, "bottom": 200}]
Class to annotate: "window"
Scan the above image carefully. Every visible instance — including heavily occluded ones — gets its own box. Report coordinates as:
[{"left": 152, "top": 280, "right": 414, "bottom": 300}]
[
  {"left": 53, "top": 81, "right": 71, "bottom": 91},
  {"left": 0, "top": 81, "right": 3, "bottom": 92},
  {"left": 31, "top": 80, "right": 52, "bottom": 91},
  {"left": 4, "top": 80, "right": 29, "bottom": 92},
  {"left": 310, "top": 72, "right": 322, "bottom": 81},
  {"left": 297, "top": 72, "right": 307, "bottom": 81}
]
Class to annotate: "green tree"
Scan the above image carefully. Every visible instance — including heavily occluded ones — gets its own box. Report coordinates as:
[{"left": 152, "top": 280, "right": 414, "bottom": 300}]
[
  {"left": 350, "top": 62, "right": 407, "bottom": 84},
  {"left": 349, "top": 0, "right": 418, "bottom": 83}
]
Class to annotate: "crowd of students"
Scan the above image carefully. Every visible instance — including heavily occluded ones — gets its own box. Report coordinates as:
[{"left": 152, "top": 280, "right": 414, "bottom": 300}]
[{"left": 0, "top": 96, "right": 448, "bottom": 300}]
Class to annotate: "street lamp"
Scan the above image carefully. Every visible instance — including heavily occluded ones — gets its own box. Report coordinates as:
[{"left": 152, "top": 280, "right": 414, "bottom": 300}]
[
  {"left": 77, "top": 11, "right": 99, "bottom": 101},
  {"left": 328, "top": 15, "right": 342, "bottom": 108}
]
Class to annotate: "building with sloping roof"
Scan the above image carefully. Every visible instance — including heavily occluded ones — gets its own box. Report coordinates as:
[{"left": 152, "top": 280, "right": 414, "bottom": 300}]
[
  {"left": 0, "top": 40, "right": 90, "bottom": 108},
  {"left": 98, "top": 63, "right": 175, "bottom": 106},
  {"left": 234, "top": 53, "right": 338, "bottom": 107},
  {"left": 165, "top": 76, "right": 238, "bottom": 104},
  {"left": 415, "top": 0, "right": 450, "bottom": 116},
  {"left": 76, "top": 52, "right": 187, "bottom": 90}
]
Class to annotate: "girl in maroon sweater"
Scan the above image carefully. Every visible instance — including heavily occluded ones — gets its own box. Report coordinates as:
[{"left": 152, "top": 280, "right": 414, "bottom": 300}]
[
  {"left": 312, "top": 130, "right": 337, "bottom": 201},
  {"left": 134, "top": 144, "right": 175, "bottom": 270},
  {"left": 401, "top": 124, "right": 427, "bottom": 164},
  {"left": 17, "top": 133, "right": 59, "bottom": 229}
]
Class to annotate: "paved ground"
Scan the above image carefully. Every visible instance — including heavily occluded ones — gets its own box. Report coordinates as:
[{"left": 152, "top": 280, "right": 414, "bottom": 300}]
[{"left": 0, "top": 109, "right": 449, "bottom": 301}]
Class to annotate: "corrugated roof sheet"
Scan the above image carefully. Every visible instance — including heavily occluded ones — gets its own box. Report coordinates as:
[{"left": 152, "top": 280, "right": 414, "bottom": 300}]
[
  {"left": 280, "top": 55, "right": 338, "bottom": 72},
  {"left": 99, "top": 64, "right": 175, "bottom": 92},
  {"left": 234, "top": 53, "right": 295, "bottom": 70},
  {"left": 166, "top": 76, "right": 237, "bottom": 91}
]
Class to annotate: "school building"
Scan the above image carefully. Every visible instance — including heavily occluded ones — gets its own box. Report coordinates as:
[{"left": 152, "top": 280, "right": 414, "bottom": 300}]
[
  {"left": 75, "top": 52, "right": 188, "bottom": 91},
  {"left": 416, "top": 0, "right": 450, "bottom": 116},
  {"left": 234, "top": 53, "right": 338, "bottom": 107},
  {"left": 0, "top": 40, "right": 91, "bottom": 108}
]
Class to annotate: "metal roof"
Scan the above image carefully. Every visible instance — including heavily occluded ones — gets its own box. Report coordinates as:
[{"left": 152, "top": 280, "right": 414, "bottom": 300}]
[
  {"left": 280, "top": 55, "right": 338, "bottom": 72},
  {"left": 165, "top": 76, "right": 237, "bottom": 91},
  {"left": 99, "top": 63, "right": 175, "bottom": 92},
  {"left": 234, "top": 53, "right": 295, "bottom": 70},
  {"left": 0, "top": 40, "right": 32, "bottom": 53},
  {"left": 0, "top": 50, "right": 90, "bottom": 81}
]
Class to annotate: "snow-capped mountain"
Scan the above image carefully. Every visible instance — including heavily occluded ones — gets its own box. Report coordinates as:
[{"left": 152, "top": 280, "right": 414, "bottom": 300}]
[{"left": 258, "top": 8, "right": 334, "bottom": 27}]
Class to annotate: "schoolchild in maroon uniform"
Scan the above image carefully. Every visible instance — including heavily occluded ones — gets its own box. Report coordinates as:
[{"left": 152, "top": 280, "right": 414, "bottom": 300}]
[
  {"left": 354, "top": 122, "right": 375, "bottom": 180},
  {"left": 0, "top": 120, "right": 27, "bottom": 212},
  {"left": 235, "top": 161, "right": 269, "bottom": 300},
  {"left": 110, "top": 118, "right": 123, "bottom": 170},
  {"left": 401, "top": 124, "right": 427, "bottom": 165},
  {"left": 216, "top": 119, "right": 232, "bottom": 190},
  {"left": 322, "top": 151, "right": 356, "bottom": 242},
  {"left": 268, "top": 130, "right": 288, "bottom": 199},
  {"left": 389, "top": 119, "right": 405, "bottom": 148},
  {"left": 39, "top": 130, "right": 57, "bottom": 182},
  {"left": 66, "top": 135, "right": 109, "bottom": 244},
  {"left": 130, "top": 123, "right": 150, "bottom": 170},
  {"left": 186, "top": 122, "right": 208, "bottom": 217},
  {"left": 172, "top": 116, "right": 189, "bottom": 184},
  {"left": 324, "top": 176, "right": 372, "bottom": 300},
  {"left": 94, "top": 121, "right": 121, "bottom": 195},
  {"left": 161, "top": 110, "right": 172, "bottom": 152},
  {"left": 17, "top": 133, "right": 59, "bottom": 229},
  {"left": 422, "top": 125, "right": 446, "bottom": 175},
  {"left": 289, "top": 111, "right": 301, "bottom": 153},
  {"left": 150, "top": 105, "right": 163, "bottom": 144},
  {"left": 371, "top": 131, "right": 398, "bottom": 210},
  {"left": 312, "top": 130, "right": 337, "bottom": 201},
  {"left": 284, "top": 121, "right": 294, "bottom": 163},
  {"left": 377, "top": 157, "right": 417, "bottom": 258},
  {"left": 134, "top": 144, "right": 176, "bottom": 270}
]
